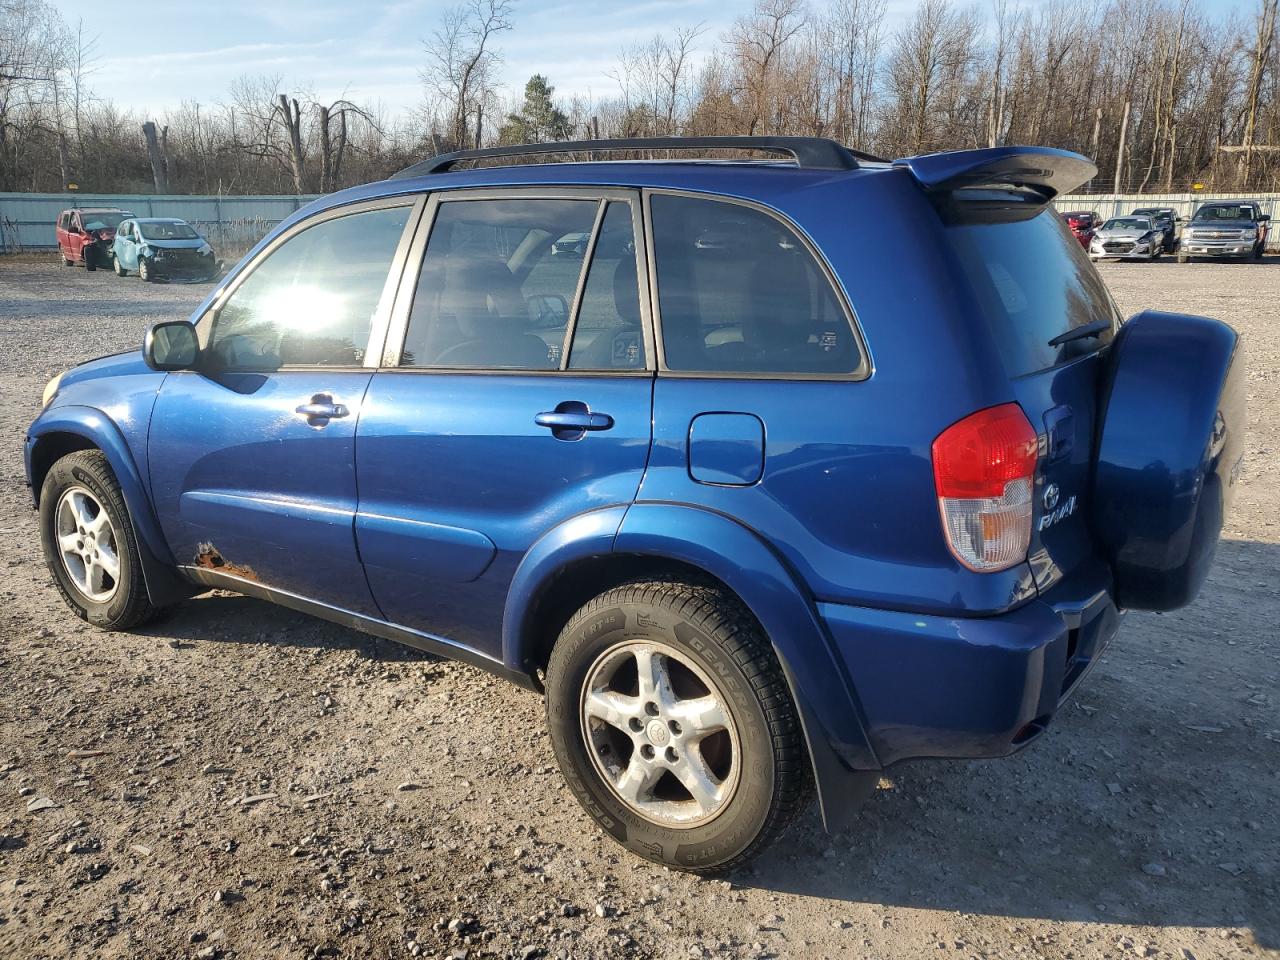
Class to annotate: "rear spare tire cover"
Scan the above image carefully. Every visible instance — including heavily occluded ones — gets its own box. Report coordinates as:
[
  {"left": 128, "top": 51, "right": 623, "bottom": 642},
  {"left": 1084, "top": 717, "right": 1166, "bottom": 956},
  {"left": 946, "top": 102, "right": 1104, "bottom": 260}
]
[{"left": 1092, "top": 311, "right": 1245, "bottom": 612}]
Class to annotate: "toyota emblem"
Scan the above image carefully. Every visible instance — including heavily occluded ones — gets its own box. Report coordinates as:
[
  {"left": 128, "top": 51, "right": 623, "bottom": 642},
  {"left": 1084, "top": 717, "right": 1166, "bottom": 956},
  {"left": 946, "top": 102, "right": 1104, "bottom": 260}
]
[{"left": 1043, "top": 483, "right": 1061, "bottom": 511}]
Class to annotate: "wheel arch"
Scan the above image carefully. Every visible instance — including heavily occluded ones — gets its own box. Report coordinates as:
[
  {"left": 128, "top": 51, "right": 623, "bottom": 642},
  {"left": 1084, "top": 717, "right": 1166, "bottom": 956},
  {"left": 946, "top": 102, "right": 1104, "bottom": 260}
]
[
  {"left": 503, "top": 502, "right": 881, "bottom": 832},
  {"left": 26, "top": 408, "right": 194, "bottom": 606}
]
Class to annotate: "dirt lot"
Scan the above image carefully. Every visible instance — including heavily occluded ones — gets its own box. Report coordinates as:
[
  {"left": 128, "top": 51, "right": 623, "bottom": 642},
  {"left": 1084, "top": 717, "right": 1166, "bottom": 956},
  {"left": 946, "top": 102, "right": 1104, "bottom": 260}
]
[{"left": 0, "top": 256, "right": 1276, "bottom": 960}]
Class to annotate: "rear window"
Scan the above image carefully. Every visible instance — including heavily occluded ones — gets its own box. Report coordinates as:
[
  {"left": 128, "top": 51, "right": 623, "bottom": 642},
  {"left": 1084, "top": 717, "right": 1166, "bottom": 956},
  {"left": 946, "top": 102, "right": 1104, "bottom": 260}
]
[{"left": 947, "top": 210, "right": 1119, "bottom": 375}]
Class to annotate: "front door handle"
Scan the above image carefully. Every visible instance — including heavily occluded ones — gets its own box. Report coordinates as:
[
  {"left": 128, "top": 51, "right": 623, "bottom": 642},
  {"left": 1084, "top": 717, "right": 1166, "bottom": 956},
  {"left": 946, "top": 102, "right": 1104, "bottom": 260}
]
[
  {"left": 535, "top": 402, "right": 614, "bottom": 441},
  {"left": 296, "top": 393, "right": 349, "bottom": 427}
]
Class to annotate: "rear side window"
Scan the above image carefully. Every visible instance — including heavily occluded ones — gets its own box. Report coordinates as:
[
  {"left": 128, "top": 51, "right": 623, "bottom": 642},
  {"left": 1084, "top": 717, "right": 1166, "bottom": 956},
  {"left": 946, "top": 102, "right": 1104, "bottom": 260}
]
[
  {"left": 567, "top": 202, "right": 644, "bottom": 370},
  {"left": 947, "top": 211, "right": 1118, "bottom": 375},
  {"left": 650, "top": 194, "right": 860, "bottom": 375},
  {"left": 207, "top": 203, "right": 411, "bottom": 370}
]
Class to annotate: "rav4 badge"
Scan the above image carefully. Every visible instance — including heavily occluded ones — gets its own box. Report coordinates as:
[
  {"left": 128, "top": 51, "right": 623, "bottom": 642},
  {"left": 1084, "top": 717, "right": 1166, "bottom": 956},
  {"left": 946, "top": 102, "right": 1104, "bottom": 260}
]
[{"left": 1039, "top": 484, "right": 1078, "bottom": 531}]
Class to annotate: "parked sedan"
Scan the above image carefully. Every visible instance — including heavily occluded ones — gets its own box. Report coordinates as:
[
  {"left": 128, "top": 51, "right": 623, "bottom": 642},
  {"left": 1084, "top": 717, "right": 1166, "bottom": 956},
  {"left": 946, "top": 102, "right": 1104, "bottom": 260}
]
[
  {"left": 112, "top": 218, "right": 220, "bottom": 282},
  {"left": 1088, "top": 216, "right": 1163, "bottom": 261},
  {"left": 1130, "top": 207, "right": 1179, "bottom": 253}
]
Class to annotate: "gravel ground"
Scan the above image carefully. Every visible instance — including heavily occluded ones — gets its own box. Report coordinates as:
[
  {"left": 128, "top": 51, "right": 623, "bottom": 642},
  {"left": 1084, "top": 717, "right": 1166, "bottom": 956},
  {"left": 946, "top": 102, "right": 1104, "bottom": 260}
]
[{"left": 0, "top": 256, "right": 1277, "bottom": 960}]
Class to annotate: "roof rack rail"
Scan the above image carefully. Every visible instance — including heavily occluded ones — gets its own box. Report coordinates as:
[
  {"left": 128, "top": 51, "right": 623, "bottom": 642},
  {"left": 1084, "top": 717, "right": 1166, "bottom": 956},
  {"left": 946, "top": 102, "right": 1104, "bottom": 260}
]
[{"left": 391, "top": 136, "right": 885, "bottom": 178}]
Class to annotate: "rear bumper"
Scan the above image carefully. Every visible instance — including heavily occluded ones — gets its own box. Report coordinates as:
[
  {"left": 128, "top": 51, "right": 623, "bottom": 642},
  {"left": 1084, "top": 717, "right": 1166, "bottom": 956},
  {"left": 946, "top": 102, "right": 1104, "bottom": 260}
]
[{"left": 819, "top": 560, "right": 1121, "bottom": 768}]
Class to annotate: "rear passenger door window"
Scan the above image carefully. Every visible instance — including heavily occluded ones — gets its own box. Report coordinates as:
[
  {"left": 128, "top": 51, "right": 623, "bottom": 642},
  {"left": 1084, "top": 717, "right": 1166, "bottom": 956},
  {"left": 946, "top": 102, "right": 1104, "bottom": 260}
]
[{"left": 648, "top": 193, "right": 861, "bottom": 376}]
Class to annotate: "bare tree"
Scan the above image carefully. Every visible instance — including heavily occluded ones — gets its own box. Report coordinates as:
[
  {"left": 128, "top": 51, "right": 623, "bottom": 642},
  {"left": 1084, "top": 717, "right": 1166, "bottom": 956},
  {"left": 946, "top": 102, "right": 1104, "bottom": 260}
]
[
  {"left": 421, "top": 0, "right": 514, "bottom": 151},
  {"left": 884, "top": 0, "right": 981, "bottom": 155},
  {"left": 729, "top": 0, "right": 808, "bottom": 136},
  {"left": 1237, "top": 0, "right": 1278, "bottom": 186}
]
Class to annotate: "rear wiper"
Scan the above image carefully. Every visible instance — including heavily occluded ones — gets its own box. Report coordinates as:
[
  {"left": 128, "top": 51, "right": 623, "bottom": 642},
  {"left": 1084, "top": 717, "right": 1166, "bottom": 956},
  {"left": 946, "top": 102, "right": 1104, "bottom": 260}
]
[{"left": 1049, "top": 319, "right": 1113, "bottom": 347}]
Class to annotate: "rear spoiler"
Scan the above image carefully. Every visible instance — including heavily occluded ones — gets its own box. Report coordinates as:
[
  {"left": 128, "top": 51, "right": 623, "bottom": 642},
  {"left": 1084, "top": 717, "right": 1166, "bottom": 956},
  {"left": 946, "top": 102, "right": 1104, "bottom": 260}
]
[{"left": 894, "top": 146, "right": 1097, "bottom": 220}]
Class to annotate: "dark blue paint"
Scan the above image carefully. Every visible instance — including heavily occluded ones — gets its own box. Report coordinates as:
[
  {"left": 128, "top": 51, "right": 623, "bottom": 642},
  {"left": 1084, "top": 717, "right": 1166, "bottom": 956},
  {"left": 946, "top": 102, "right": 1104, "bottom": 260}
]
[
  {"left": 354, "top": 372, "right": 653, "bottom": 654},
  {"left": 1092, "top": 311, "right": 1245, "bottom": 611},
  {"left": 24, "top": 149, "right": 1242, "bottom": 834}
]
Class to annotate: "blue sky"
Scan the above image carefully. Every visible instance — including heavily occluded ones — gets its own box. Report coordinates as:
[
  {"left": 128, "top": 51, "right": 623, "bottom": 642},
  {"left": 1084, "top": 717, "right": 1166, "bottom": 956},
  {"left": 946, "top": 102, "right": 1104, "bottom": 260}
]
[
  {"left": 57, "top": 0, "right": 738, "bottom": 116},
  {"left": 57, "top": 0, "right": 1256, "bottom": 118}
]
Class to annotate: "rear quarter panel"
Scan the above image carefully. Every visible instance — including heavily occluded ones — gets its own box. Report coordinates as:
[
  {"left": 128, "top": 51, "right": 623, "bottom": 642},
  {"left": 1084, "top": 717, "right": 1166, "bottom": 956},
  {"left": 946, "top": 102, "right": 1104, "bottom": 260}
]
[{"left": 643, "top": 168, "right": 1035, "bottom": 615}]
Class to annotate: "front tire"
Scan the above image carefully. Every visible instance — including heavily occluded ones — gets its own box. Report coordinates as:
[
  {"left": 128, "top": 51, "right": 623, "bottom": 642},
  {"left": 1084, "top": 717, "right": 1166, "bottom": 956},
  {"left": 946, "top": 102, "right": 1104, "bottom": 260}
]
[
  {"left": 1177, "top": 253, "right": 1190, "bottom": 264},
  {"left": 39, "top": 450, "right": 160, "bottom": 630},
  {"left": 138, "top": 258, "right": 152, "bottom": 282},
  {"left": 545, "top": 579, "right": 810, "bottom": 874}
]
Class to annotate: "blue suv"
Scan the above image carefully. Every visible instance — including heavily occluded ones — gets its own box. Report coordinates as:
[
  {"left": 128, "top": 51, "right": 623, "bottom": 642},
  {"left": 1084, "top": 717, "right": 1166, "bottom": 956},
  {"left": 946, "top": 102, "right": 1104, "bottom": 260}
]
[{"left": 25, "top": 137, "right": 1244, "bottom": 874}]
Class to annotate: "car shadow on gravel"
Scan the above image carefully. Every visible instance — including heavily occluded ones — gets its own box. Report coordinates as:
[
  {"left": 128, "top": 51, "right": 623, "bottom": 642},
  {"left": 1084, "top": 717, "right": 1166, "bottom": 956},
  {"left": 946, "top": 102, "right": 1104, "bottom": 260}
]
[
  {"left": 138, "top": 592, "right": 441, "bottom": 663},
  {"left": 738, "top": 538, "right": 1280, "bottom": 949},
  {"left": 132, "top": 544, "right": 1277, "bottom": 949}
]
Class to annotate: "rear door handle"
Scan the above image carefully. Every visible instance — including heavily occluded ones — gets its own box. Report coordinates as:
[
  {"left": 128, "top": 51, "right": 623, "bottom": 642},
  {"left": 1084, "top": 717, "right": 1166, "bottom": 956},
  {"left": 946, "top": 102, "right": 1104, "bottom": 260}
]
[
  {"left": 534, "top": 411, "right": 614, "bottom": 431},
  {"left": 296, "top": 394, "right": 349, "bottom": 426}
]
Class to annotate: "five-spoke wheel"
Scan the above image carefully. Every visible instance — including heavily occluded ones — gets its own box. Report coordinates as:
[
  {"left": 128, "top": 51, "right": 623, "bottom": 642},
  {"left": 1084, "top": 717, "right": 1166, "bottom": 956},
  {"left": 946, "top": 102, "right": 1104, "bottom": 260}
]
[
  {"left": 54, "top": 487, "right": 122, "bottom": 602},
  {"left": 582, "top": 641, "right": 739, "bottom": 827},
  {"left": 39, "top": 449, "right": 160, "bottom": 629},
  {"left": 546, "top": 579, "right": 810, "bottom": 874}
]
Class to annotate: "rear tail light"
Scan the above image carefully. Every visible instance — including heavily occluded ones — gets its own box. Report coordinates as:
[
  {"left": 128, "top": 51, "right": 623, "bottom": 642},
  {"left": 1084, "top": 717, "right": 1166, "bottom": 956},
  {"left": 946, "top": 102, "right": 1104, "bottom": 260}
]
[{"left": 932, "top": 403, "right": 1039, "bottom": 572}]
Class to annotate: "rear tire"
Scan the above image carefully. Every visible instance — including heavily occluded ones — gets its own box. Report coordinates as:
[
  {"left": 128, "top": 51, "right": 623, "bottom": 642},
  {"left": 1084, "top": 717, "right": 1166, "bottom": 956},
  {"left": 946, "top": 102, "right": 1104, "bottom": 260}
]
[
  {"left": 39, "top": 450, "right": 161, "bottom": 630},
  {"left": 113, "top": 255, "right": 128, "bottom": 277},
  {"left": 545, "top": 579, "right": 810, "bottom": 874}
]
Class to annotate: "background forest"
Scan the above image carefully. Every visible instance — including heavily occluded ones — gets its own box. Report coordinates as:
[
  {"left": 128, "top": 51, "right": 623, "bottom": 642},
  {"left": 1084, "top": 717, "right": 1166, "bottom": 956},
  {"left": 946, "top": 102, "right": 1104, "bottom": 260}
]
[{"left": 2, "top": 0, "right": 1279, "bottom": 196}]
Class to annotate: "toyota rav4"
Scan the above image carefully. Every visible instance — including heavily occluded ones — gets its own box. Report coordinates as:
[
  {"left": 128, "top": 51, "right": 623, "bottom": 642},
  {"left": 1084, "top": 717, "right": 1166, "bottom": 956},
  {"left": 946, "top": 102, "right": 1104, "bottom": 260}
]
[{"left": 26, "top": 137, "right": 1245, "bottom": 874}]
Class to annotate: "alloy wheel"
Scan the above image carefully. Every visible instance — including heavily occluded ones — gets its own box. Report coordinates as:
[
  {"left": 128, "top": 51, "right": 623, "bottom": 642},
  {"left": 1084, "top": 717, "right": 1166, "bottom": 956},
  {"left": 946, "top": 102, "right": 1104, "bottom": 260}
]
[
  {"left": 580, "top": 640, "right": 741, "bottom": 827},
  {"left": 54, "top": 486, "right": 121, "bottom": 603}
]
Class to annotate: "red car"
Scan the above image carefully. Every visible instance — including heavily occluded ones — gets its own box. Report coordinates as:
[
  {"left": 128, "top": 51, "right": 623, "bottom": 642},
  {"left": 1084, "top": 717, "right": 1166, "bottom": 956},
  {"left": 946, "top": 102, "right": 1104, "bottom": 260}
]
[
  {"left": 1061, "top": 210, "right": 1099, "bottom": 248},
  {"left": 56, "top": 207, "right": 133, "bottom": 271}
]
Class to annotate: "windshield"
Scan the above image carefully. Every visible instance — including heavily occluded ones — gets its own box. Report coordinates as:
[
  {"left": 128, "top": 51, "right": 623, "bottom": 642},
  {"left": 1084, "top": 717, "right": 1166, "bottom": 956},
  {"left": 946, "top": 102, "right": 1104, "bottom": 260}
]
[
  {"left": 139, "top": 221, "right": 199, "bottom": 240},
  {"left": 1103, "top": 218, "right": 1151, "bottom": 232},
  {"left": 1193, "top": 205, "right": 1254, "bottom": 222},
  {"left": 82, "top": 212, "right": 128, "bottom": 231},
  {"left": 947, "top": 209, "right": 1119, "bottom": 376}
]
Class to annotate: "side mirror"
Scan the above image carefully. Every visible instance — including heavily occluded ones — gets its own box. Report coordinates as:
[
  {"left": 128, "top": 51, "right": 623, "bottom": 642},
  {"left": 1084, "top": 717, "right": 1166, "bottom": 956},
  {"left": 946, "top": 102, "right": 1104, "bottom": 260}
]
[
  {"left": 527, "top": 293, "right": 569, "bottom": 329},
  {"left": 1259, "top": 214, "right": 1270, "bottom": 223},
  {"left": 144, "top": 320, "right": 199, "bottom": 371}
]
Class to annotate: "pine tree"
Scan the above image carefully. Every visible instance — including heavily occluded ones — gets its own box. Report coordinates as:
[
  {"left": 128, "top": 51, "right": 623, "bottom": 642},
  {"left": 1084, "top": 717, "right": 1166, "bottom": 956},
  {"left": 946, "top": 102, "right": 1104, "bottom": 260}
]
[{"left": 499, "top": 74, "right": 571, "bottom": 144}]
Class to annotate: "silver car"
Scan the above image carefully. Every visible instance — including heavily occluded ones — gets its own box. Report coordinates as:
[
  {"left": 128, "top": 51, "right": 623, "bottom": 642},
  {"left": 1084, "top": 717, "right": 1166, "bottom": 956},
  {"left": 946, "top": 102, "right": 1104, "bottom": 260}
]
[{"left": 1088, "top": 216, "right": 1163, "bottom": 261}]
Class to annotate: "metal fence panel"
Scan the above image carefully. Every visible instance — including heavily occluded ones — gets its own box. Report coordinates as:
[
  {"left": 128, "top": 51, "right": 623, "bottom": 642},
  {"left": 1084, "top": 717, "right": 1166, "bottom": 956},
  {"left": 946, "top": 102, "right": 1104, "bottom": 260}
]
[
  {"left": 6, "top": 189, "right": 1278, "bottom": 253},
  {"left": 1055, "top": 192, "right": 1280, "bottom": 250},
  {"left": 0, "top": 192, "right": 321, "bottom": 254}
]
